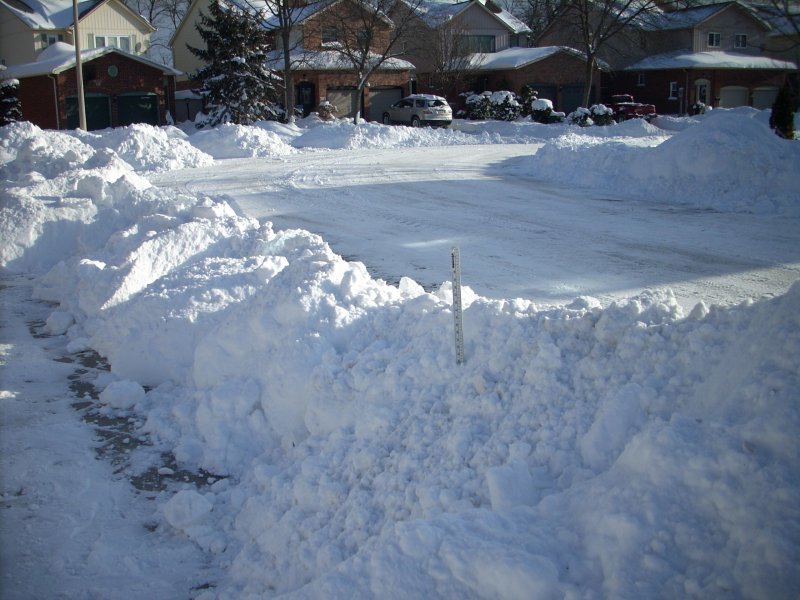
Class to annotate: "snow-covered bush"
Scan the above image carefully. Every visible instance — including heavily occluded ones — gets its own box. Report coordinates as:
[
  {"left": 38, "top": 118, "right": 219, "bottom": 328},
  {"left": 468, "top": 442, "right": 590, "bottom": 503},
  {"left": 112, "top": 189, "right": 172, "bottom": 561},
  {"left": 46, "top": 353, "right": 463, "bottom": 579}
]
[
  {"left": 567, "top": 106, "right": 593, "bottom": 126},
  {"left": 463, "top": 91, "right": 521, "bottom": 121},
  {"left": 691, "top": 102, "right": 708, "bottom": 115},
  {"left": 519, "top": 85, "right": 537, "bottom": 118},
  {"left": 531, "top": 98, "right": 563, "bottom": 124},
  {"left": 490, "top": 91, "right": 521, "bottom": 121},
  {"left": 590, "top": 104, "right": 614, "bottom": 126}
]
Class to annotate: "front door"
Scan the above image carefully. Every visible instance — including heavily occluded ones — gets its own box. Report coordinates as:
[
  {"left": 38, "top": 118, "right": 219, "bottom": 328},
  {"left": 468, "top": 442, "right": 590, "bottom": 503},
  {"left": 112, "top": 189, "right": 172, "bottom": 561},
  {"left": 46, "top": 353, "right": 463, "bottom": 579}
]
[
  {"left": 694, "top": 78, "right": 710, "bottom": 108},
  {"left": 295, "top": 81, "right": 315, "bottom": 117}
]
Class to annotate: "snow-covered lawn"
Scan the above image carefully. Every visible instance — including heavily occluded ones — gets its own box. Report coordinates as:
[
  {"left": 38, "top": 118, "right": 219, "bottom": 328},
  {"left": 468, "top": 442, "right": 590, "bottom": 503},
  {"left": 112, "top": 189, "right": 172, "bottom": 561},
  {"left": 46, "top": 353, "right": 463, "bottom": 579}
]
[{"left": 1, "top": 109, "right": 799, "bottom": 599}]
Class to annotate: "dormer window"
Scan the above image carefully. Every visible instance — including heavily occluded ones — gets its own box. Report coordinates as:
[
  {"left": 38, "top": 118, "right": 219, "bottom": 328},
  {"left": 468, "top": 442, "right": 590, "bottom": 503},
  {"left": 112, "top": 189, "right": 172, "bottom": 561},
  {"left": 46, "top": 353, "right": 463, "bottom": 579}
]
[
  {"left": 458, "top": 35, "right": 496, "bottom": 54},
  {"left": 39, "top": 32, "right": 64, "bottom": 48},
  {"left": 707, "top": 32, "right": 721, "bottom": 48},
  {"left": 734, "top": 33, "right": 747, "bottom": 49}
]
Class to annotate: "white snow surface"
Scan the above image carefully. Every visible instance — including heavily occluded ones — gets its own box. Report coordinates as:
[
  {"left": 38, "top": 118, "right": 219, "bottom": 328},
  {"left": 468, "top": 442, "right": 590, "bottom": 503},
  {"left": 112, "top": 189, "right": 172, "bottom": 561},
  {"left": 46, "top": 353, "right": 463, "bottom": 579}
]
[{"left": 1, "top": 112, "right": 799, "bottom": 599}]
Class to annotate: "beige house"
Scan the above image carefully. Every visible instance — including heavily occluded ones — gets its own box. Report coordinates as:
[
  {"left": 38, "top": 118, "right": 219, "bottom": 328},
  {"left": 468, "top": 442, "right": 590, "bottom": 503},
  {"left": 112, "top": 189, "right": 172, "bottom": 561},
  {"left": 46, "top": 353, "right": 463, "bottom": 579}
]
[{"left": 0, "top": 0, "right": 154, "bottom": 68}]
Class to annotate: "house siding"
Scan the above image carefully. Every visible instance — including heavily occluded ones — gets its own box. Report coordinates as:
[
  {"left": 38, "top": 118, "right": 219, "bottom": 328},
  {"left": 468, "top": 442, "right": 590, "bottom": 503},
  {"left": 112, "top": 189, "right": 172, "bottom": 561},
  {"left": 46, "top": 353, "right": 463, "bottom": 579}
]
[
  {"left": 0, "top": 9, "right": 38, "bottom": 65},
  {"left": 80, "top": 0, "right": 152, "bottom": 52},
  {"left": 693, "top": 5, "right": 767, "bottom": 53}
]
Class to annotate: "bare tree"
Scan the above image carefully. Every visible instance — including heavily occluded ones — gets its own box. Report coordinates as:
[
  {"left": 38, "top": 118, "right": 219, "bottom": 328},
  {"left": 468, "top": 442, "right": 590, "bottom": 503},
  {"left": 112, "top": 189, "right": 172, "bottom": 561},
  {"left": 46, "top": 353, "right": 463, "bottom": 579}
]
[
  {"left": 316, "top": 0, "right": 423, "bottom": 123},
  {"left": 552, "top": 0, "right": 661, "bottom": 106},
  {"left": 248, "top": 0, "right": 323, "bottom": 123}
]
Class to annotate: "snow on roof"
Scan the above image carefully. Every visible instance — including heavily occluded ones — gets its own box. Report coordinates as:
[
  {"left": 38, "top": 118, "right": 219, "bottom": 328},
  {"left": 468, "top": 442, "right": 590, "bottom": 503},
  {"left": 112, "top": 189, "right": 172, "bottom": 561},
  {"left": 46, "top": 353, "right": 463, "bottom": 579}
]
[
  {"left": 413, "top": 0, "right": 530, "bottom": 34},
  {"left": 625, "top": 49, "right": 797, "bottom": 71},
  {"left": 642, "top": 1, "right": 772, "bottom": 33},
  {"left": 0, "top": 0, "right": 101, "bottom": 29},
  {"left": 460, "top": 46, "right": 601, "bottom": 72},
  {"left": 3, "top": 41, "right": 182, "bottom": 77},
  {"left": 278, "top": 49, "right": 414, "bottom": 71}
]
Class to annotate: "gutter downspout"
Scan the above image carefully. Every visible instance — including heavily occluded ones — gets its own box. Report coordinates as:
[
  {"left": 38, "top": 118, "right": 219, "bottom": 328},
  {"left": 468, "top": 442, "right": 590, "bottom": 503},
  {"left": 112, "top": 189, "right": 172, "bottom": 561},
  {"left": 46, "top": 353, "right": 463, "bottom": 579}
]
[{"left": 49, "top": 74, "right": 60, "bottom": 129}]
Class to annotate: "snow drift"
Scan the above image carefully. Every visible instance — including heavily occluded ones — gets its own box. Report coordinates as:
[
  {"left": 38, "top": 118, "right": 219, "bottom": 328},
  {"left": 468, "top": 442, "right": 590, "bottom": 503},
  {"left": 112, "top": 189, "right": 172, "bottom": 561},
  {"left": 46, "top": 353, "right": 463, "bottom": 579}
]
[{"left": 1, "top": 115, "right": 798, "bottom": 599}]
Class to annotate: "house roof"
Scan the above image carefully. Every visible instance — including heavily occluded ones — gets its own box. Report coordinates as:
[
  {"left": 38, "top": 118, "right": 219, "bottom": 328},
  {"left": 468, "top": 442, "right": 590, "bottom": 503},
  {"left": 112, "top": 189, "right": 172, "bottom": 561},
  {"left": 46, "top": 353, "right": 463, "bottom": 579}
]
[
  {"left": 624, "top": 49, "right": 797, "bottom": 71},
  {"left": 0, "top": 0, "right": 154, "bottom": 31},
  {"left": 271, "top": 48, "right": 414, "bottom": 71},
  {"left": 3, "top": 41, "right": 182, "bottom": 77},
  {"left": 413, "top": 0, "right": 531, "bottom": 34},
  {"left": 458, "top": 45, "right": 604, "bottom": 71},
  {"left": 641, "top": 2, "right": 771, "bottom": 32}
]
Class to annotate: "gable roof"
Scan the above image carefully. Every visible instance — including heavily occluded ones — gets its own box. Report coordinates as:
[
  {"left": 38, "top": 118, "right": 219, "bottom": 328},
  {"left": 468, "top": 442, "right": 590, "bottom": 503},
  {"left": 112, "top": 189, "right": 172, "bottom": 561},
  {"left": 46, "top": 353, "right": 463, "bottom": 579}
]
[
  {"left": 642, "top": 2, "right": 771, "bottom": 32},
  {"left": 3, "top": 41, "right": 181, "bottom": 77},
  {"left": 413, "top": 0, "right": 530, "bottom": 34},
  {"left": 0, "top": 0, "right": 154, "bottom": 31}
]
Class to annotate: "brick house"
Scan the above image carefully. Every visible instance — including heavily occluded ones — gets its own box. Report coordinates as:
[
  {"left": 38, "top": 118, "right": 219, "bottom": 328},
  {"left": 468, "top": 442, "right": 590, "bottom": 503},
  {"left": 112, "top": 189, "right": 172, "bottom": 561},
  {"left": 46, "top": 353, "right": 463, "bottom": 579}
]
[
  {"left": 171, "top": 0, "right": 414, "bottom": 121},
  {"left": 4, "top": 42, "right": 180, "bottom": 129},
  {"left": 391, "top": 0, "right": 598, "bottom": 113},
  {"left": 537, "top": 1, "right": 797, "bottom": 114}
]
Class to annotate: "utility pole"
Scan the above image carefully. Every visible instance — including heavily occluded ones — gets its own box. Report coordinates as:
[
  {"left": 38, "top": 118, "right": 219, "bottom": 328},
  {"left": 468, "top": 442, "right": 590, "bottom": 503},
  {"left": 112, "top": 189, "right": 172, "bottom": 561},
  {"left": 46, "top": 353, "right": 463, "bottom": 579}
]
[{"left": 72, "top": 0, "right": 87, "bottom": 130}]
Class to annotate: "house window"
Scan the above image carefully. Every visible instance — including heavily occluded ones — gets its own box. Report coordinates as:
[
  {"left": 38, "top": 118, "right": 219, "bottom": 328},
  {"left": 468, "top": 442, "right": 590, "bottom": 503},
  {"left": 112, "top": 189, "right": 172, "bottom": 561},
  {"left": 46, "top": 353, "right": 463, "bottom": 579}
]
[
  {"left": 356, "top": 29, "right": 370, "bottom": 47},
  {"left": 707, "top": 32, "right": 721, "bottom": 48},
  {"left": 95, "top": 35, "right": 131, "bottom": 52},
  {"left": 669, "top": 81, "right": 679, "bottom": 99},
  {"left": 39, "top": 32, "right": 64, "bottom": 48},
  {"left": 322, "top": 26, "right": 338, "bottom": 45},
  {"left": 734, "top": 33, "right": 747, "bottom": 49},
  {"left": 637, "top": 73, "right": 646, "bottom": 87},
  {"left": 458, "top": 35, "right": 496, "bottom": 54}
]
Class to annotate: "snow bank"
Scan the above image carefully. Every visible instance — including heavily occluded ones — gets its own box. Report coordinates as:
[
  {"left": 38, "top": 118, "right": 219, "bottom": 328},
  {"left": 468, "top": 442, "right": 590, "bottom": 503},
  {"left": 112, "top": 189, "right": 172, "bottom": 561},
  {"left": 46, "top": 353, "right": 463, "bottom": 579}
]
[
  {"left": 2, "top": 118, "right": 798, "bottom": 599},
  {"left": 525, "top": 108, "right": 800, "bottom": 215}
]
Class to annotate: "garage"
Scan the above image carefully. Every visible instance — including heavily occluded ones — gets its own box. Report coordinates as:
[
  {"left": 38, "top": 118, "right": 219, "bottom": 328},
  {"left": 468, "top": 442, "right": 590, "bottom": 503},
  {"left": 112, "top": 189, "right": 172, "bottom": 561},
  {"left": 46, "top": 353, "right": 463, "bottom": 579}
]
[
  {"left": 368, "top": 87, "right": 403, "bottom": 122},
  {"left": 66, "top": 94, "right": 111, "bottom": 130},
  {"left": 719, "top": 85, "right": 749, "bottom": 108},
  {"left": 118, "top": 93, "right": 160, "bottom": 126},
  {"left": 752, "top": 86, "right": 779, "bottom": 110},
  {"left": 326, "top": 88, "right": 359, "bottom": 120}
]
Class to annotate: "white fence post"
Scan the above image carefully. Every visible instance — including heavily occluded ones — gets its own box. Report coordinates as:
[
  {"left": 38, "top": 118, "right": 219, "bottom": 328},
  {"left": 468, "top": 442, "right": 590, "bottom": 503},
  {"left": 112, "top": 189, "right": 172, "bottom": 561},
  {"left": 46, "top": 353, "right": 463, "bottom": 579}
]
[{"left": 451, "top": 247, "right": 465, "bottom": 365}]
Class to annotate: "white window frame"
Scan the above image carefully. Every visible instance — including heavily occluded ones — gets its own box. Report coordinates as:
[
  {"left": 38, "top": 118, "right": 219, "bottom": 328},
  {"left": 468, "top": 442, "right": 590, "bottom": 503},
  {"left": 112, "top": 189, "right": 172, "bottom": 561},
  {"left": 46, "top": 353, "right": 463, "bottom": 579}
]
[
  {"left": 707, "top": 32, "right": 721, "bottom": 48},
  {"left": 734, "top": 33, "right": 747, "bottom": 49},
  {"left": 94, "top": 34, "right": 132, "bottom": 52},
  {"left": 669, "top": 81, "right": 679, "bottom": 100}
]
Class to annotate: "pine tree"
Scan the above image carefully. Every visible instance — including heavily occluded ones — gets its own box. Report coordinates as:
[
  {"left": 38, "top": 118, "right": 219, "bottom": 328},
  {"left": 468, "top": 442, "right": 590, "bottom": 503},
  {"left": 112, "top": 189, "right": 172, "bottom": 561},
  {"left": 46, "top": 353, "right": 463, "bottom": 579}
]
[
  {"left": 0, "top": 77, "right": 23, "bottom": 127},
  {"left": 188, "top": 0, "right": 278, "bottom": 127},
  {"left": 769, "top": 82, "right": 796, "bottom": 140}
]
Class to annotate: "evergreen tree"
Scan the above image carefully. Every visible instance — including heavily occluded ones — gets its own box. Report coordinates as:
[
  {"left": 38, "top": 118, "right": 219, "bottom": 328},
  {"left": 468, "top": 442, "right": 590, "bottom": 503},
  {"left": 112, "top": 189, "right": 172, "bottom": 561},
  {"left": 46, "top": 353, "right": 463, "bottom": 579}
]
[
  {"left": 769, "top": 82, "right": 795, "bottom": 140},
  {"left": 188, "top": 0, "right": 278, "bottom": 127},
  {"left": 0, "top": 77, "right": 23, "bottom": 127}
]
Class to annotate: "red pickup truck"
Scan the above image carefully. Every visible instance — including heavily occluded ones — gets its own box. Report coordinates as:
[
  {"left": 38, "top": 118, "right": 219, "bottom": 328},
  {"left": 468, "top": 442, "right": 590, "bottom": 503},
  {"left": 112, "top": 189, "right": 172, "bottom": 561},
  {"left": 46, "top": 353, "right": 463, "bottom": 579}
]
[{"left": 609, "top": 94, "right": 657, "bottom": 122}]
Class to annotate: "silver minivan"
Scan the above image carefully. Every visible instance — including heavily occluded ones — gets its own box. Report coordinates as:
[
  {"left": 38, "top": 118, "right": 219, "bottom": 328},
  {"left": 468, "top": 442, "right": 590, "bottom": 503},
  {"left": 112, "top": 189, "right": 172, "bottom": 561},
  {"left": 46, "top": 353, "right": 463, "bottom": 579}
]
[{"left": 382, "top": 94, "right": 452, "bottom": 128}]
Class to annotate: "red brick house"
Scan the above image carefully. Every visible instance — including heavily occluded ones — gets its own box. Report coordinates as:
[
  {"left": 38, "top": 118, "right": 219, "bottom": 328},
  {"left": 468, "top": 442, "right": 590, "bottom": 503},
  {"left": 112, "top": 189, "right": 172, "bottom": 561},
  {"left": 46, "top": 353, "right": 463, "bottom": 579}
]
[
  {"left": 4, "top": 42, "right": 181, "bottom": 130},
  {"left": 171, "top": 0, "right": 414, "bottom": 121}
]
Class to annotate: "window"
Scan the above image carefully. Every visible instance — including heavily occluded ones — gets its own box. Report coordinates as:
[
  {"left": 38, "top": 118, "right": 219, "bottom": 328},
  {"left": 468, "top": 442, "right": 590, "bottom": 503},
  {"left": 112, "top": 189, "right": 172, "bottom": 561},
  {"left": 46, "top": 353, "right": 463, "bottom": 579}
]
[
  {"left": 458, "top": 35, "right": 496, "bottom": 54},
  {"left": 707, "top": 32, "right": 721, "bottom": 48},
  {"left": 321, "top": 26, "right": 338, "bottom": 45},
  {"left": 95, "top": 35, "right": 131, "bottom": 52},
  {"left": 669, "top": 81, "right": 679, "bottom": 99},
  {"left": 637, "top": 73, "right": 646, "bottom": 87},
  {"left": 39, "top": 32, "right": 64, "bottom": 48},
  {"left": 734, "top": 33, "right": 747, "bottom": 49}
]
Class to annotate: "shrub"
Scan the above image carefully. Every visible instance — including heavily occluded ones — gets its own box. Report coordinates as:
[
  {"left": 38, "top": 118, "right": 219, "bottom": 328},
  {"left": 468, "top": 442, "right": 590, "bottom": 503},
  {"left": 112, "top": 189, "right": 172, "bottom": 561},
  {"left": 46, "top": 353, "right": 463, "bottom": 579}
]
[
  {"left": 531, "top": 98, "right": 553, "bottom": 123},
  {"left": 490, "top": 91, "right": 521, "bottom": 121},
  {"left": 463, "top": 92, "right": 493, "bottom": 120},
  {"left": 770, "top": 82, "right": 796, "bottom": 140},
  {"left": 567, "top": 106, "right": 593, "bottom": 126},
  {"left": 590, "top": 104, "right": 614, "bottom": 126},
  {"left": 0, "top": 78, "right": 22, "bottom": 127},
  {"left": 519, "top": 85, "right": 537, "bottom": 118}
]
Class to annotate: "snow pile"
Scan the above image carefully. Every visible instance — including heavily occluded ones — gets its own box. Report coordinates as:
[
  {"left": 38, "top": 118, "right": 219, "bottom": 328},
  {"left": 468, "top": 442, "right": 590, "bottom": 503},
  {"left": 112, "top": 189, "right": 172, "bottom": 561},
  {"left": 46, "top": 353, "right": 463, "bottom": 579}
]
[
  {"left": 187, "top": 122, "right": 298, "bottom": 158},
  {"left": 526, "top": 108, "right": 800, "bottom": 215},
  {"left": 2, "top": 117, "right": 799, "bottom": 599}
]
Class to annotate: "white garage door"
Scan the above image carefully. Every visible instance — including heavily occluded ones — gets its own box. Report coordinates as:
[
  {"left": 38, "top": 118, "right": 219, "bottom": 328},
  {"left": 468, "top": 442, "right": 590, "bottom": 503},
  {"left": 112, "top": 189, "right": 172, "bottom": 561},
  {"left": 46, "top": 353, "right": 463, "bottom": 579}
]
[
  {"left": 719, "top": 86, "right": 749, "bottom": 108},
  {"left": 326, "top": 89, "right": 359, "bottom": 120},
  {"left": 752, "top": 86, "right": 779, "bottom": 110}
]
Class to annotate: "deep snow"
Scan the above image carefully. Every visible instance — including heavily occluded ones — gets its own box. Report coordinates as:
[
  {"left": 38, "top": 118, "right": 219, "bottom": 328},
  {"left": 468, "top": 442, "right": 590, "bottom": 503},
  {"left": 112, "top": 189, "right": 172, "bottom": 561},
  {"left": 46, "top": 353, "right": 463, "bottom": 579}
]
[{"left": 1, "top": 111, "right": 799, "bottom": 599}]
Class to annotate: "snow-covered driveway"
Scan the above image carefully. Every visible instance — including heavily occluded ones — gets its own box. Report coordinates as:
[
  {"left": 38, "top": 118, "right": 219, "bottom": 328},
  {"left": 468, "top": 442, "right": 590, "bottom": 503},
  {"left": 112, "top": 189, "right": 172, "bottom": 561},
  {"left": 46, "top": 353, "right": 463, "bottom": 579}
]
[{"left": 150, "top": 144, "right": 800, "bottom": 308}]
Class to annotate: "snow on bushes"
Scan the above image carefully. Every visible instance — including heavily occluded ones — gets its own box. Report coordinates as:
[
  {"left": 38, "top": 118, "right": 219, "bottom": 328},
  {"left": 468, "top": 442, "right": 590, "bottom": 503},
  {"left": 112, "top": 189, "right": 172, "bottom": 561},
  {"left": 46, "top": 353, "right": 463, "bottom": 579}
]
[{"left": 463, "top": 91, "right": 521, "bottom": 121}]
